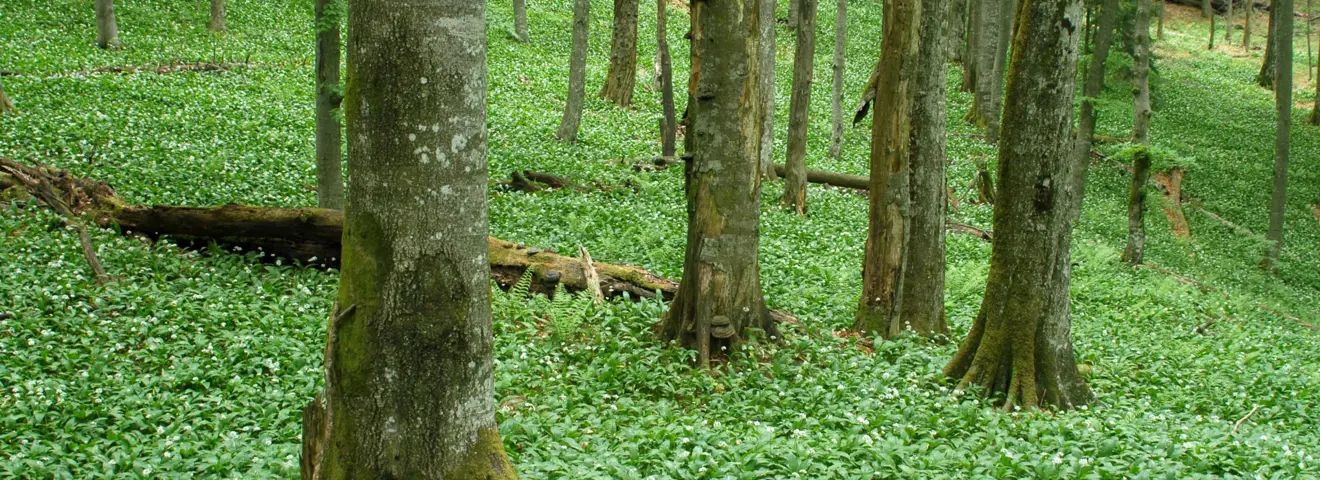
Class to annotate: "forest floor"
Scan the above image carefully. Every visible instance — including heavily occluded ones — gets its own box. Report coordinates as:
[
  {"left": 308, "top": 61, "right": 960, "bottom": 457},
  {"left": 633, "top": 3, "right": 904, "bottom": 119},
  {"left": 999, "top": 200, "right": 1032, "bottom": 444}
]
[{"left": 2, "top": 0, "right": 1319, "bottom": 478}]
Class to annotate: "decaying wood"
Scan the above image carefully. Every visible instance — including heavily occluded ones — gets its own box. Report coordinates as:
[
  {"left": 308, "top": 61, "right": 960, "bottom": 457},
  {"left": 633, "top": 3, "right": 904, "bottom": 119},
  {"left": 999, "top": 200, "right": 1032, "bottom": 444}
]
[
  {"left": 1233, "top": 404, "right": 1261, "bottom": 433},
  {"left": 2, "top": 158, "right": 111, "bottom": 285},
  {"left": 1311, "top": 203, "right": 1320, "bottom": 226},
  {"left": 502, "top": 170, "right": 639, "bottom": 194},
  {"left": 1192, "top": 318, "right": 1218, "bottom": 335},
  {"left": 578, "top": 245, "right": 603, "bottom": 304},
  {"left": 772, "top": 163, "right": 871, "bottom": 191},
  {"left": 970, "top": 162, "right": 996, "bottom": 204},
  {"left": 1152, "top": 168, "right": 1191, "bottom": 239},
  {"left": 852, "top": 57, "right": 883, "bottom": 125}
]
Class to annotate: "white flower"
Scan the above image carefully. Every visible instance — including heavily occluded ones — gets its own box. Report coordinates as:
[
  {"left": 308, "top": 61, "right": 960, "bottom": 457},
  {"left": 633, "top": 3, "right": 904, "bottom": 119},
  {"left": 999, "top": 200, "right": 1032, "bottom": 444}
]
[{"left": 857, "top": 415, "right": 869, "bottom": 425}]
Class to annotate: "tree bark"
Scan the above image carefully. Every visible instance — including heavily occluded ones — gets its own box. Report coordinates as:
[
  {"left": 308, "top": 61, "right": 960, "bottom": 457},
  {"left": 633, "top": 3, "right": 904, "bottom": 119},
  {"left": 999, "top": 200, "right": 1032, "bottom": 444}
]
[
  {"left": 1209, "top": 9, "right": 1218, "bottom": 49},
  {"left": 949, "top": 0, "right": 969, "bottom": 63},
  {"left": 828, "top": 0, "right": 847, "bottom": 158},
  {"left": 95, "top": 0, "right": 122, "bottom": 50},
  {"left": 656, "top": 0, "right": 778, "bottom": 368},
  {"left": 854, "top": 0, "right": 919, "bottom": 337},
  {"left": 759, "top": 0, "right": 778, "bottom": 179},
  {"left": 316, "top": 0, "right": 518, "bottom": 476},
  {"left": 1226, "top": 0, "right": 1234, "bottom": 44},
  {"left": 1265, "top": 0, "right": 1293, "bottom": 269},
  {"left": 789, "top": 0, "right": 801, "bottom": 30},
  {"left": 1122, "top": 148, "right": 1152, "bottom": 265},
  {"left": 1159, "top": 0, "right": 1166, "bottom": 40},
  {"left": 1257, "top": 2, "right": 1278, "bottom": 89},
  {"left": 1204, "top": 0, "right": 1213, "bottom": 16},
  {"left": 210, "top": 0, "right": 226, "bottom": 32},
  {"left": 601, "top": 0, "right": 641, "bottom": 107},
  {"left": 1075, "top": 0, "right": 1119, "bottom": 158},
  {"left": 1134, "top": 0, "right": 1154, "bottom": 143},
  {"left": 944, "top": 0, "right": 1094, "bottom": 411},
  {"left": 966, "top": 0, "right": 1012, "bottom": 142},
  {"left": 783, "top": 0, "right": 817, "bottom": 214},
  {"left": 557, "top": 0, "right": 590, "bottom": 142},
  {"left": 514, "top": 0, "right": 529, "bottom": 42},
  {"left": 961, "top": 0, "right": 982, "bottom": 92},
  {"left": 899, "top": 0, "right": 952, "bottom": 338},
  {"left": 0, "top": 80, "right": 13, "bottom": 114},
  {"left": 658, "top": 0, "right": 678, "bottom": 157},
  {"left": 1245, "top": 0, "right": 1253, "bottom": 49},
  {"left": 315, "top": 0, "right": 344, "bottom": 210}
]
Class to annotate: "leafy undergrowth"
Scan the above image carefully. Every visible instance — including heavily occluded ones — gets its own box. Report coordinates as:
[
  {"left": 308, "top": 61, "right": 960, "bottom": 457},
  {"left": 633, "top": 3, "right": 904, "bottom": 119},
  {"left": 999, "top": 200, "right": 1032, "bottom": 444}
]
[{"left": 2, "top": 0, "right": 1319, "bottom": 478}]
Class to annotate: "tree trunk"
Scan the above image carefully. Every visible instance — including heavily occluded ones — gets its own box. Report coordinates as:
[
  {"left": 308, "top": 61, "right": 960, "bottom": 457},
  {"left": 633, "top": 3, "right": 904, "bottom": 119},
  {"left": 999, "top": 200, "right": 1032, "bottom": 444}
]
[
  {"left": 783, "top": 0, "right": 817, "bottom": 214},
  {"left": 828, "top": 0, "right": 847, "bottom": 158},
  {"left": 961, "top": 0, "right": 982, "bottom": 93},
  {"left": 1245, "top": 0, "right": 1253, "bottom": 49},
  {"left": 1257, "top": 2, "right": 1278, "bottom": 89},
  {"left": 1204, "top": 0, "right": 1213, "bottom": 16},
  {"left": 944, "top": 0, "right": 1094, "bottom": 411},
  {"left": 1209, "top": 9, "right": 1218, "bottom": 49},
  {"left": 854, "top": 0, "right": 919, "bottom": 337},
  {"left": 601, "top": 0, "right": 641, "bottom": 107},
  {"left": 789, "top": 0, "right": 801, "bottom": 30},
  {"left": 899, "top": 0, "right": 952, "bottom": 338},
  {"left": 514, "top": 0, "right": 529, "bottom": 41},
  {"left": 1226, "top": 0, "right": 1234, "bottom": 44},
  {"left": 315, "top": 0, "right": 344, "bottom": 210},
  {"left": 557, "top": 0, "right": 590, "bottom": 142},
  {"left": 759, "top": 0, "right": 778, "bottom": 179},
  {"left": 1265, "top": 0, "right": 1293, "bottom": 269},
  {"left": 1075, "top": 0, "right": 1119, "bottom": 153},
  {"left": 966, "top": 0, "right": 1012, "bottom": 142},
  {"left": 1122, "top": 148, "right": 1152, "bottom": 265},
  {"left": 1134, "top": 0, "right": 1154, "bottom": 143},
  {"left": 210, "top": 0, "right": 226, "bottom": 32},
  {"left": 95, "top": 0, "right": 121, "bottom": 50},
  {"left": 658, "top": 0, "right": 678, "bottom": 157},
  {"left": 949, "top": 0, "right": 969, "bottom": 63},
  {"left": 314, "top": 0, "right": 518, "bottom": 477},
  {"left": 656, "top": 0, "right": 778, "bottom": 368},
  {"left": 0, "top": 80, "right": 13, "bottom": 115},
  {"left": 1158, "top": 0, "right": 1166, "bottom": 40}
]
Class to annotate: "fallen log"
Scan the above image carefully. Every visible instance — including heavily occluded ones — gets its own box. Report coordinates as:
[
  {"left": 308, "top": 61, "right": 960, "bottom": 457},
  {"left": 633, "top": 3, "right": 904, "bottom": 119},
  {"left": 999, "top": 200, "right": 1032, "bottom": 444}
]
[{"left": 771, "top": 163, "right": 871, "bottom": 191}]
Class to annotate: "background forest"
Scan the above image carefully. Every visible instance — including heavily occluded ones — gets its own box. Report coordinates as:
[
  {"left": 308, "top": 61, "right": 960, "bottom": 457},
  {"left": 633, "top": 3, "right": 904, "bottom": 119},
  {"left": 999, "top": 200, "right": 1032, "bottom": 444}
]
[{"left": 1, "top": 0, "right": 1319, "bottom": 477}]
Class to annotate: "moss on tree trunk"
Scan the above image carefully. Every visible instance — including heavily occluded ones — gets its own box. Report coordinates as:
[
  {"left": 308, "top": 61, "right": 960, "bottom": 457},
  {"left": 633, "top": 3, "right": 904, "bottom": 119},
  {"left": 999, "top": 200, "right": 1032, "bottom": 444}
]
[
  {"left": 601, "top": 0, "right": 641, "bottom": 107},
  {"left": 944, "top": 0, "right": 1093, "bottom": 411},
  {"left": 209, "top": 0, "right": 226, "bottom": 32},
  {"left": 656, "top": 0, "right": 778, "bottom": 368},
  {"left": 315, "top": 0, "right": 344, "bottom": 210},
  {"left": 1265, "top": 0, "right": 1293, "bottom": 269},
  {"left": 1122, "top": 148, "right": 1152, "bottom": 265}
]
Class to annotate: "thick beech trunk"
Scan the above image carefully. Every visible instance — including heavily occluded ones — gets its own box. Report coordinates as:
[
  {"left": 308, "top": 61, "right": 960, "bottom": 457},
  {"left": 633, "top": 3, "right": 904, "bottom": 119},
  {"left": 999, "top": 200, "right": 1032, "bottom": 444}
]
[
  {"left": 1257, "top": 3, "right": 1278, "bottom": 88},
  {"left": 514, "top": 0, "right": 529, "bottom": 41},
  {"left": 1122, "top": 148, "right": 1152, "bottom": 264},
  {"left": 899, "top": 0, "right": 952, "bottom": 338},
  {"left": 601, "top": 0, "right": 641, "bottom": 107},
  {"left": 658, "top": 0, "right": 678, "bottom": 157},
  {"left": 828, "top": 0, "right": 847, "bottom": 158},
  {"left": 95, "top": 0, "right": 122, "bottom": 49},
  {"left": 854, "top": 0, "right": 919, "bottom": 337},
  {"left": 315, "top": 0, "right": 344, "bottom": 210},
  {"left": 557, "top": 0, "right": 590, "bottom": 141},
  {"left": 944, "top": 0, "right": 1094, "bottom": 410},
  {"left": 1134, "top": 0, "right": 1154, "bottom": 143},
  {"left": 1266, "top": 0, "right": 1293, "bottom": 269},
  {"left": 789, "top": 0, "right": 801, "bottom": 29},
  {"left": 759, "top": 0, "right": 778, "bottom": 178},
  {"left": 210, "top": 0, "right": 226, "bottom": 32},
  {"left": 783, "top": 0, "right": 817, "bottom": 214},
  {"left": 1074, "top": 0, "right": 1119, "bottom": 161},
  {"left": 656, "top": 0, "right": 778, "bottom": 368}
]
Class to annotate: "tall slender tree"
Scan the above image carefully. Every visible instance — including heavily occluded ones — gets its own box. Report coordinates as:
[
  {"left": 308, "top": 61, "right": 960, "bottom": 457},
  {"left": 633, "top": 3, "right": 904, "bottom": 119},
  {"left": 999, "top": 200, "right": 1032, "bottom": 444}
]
[
  {"left": 899, "top": 0, "right": 952, "bottom": 337},
  {"left": 658, "top": 0, "right": 678, "bottom": 157},
  {"left": 557, "top": 0, "right": 590, "bottom": 141},
  {"left": 783, "top": 0, "right": 818, "bottom": 214},
  {"left": 1226, "top": 0, "right": 1234, "bottom": 44},
  {"left": 1158, "top": 0, "right": 1166, "bottom": 40},
  {"left": 1257, "top": 2, "right": 1278, "bottom": 89},
  {"left": 789, "top": 0, "right": 801, "bottom": 30},
  {"left": 759, "top": 0, "right": 778, "bottom": 179},
  {"left": 1203, "top": 0, "right": 1213, "bottom": 17},
  {"left": 1245, "top": 0, "right": 1254, "bottom": 50},
  {"left": 1072, "top": 0, "right": 1119, "bottom": 243},
  {"left": 949, "top": 0, "right": 968, "bottom": 63},
  {"left": 1265, "top": 0, "right": 1294, "bottom": 269},
  {"left": 854, "top": 0, "right": 920, "bottom": 337},
  {"left": 656, "top": 0, "right": 778, "bottom": 367},
  {"left": 305, "top": 0, "right": 519, "bottom": 476},
  {"left": 961, "top": 0, "right": 982, "bottom": 92},
  {"left": 966, "top": 0, "right": 1013, "bottom": 142},
  {"left": 828, "top": 0, "right": 847, "bottom": 158},
  {"left": 513, "top": 0, "right": 529, "bottom": 42},
  {"left": 209, "top": 0, "right": 226, "bottom": 32},
  {"left": 1125, "top": 0, "right": 1154, "bottom": 265},
  {"left": 944, "top": 0, "right": 1094, "bottom": 410},
  {"left": 1209, "top": 8, "right": 1217, "bottom": 49},
  {"left": 601, "top": 0, "right": 641, "bottom": 107},
  {"left": 95, "top": 0, "right": 121, "bottom": 49},
  {"left": 315, "top": 0, "right": 344, "bottom": 210}
]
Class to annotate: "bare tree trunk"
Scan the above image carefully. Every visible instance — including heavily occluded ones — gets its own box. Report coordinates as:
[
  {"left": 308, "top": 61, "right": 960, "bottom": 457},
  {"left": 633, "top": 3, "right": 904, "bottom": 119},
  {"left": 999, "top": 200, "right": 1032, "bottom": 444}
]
[
  {"left": 1265, "top": 0, "right": 1293, "bottom": 269},
  {"left": 658, "top": 0, "right": 678, "bottom": 157},
  {"left": 1258, "top": 2, "right": 1278, "bottom": 89},
  {"left": 312, "top": 0, "right": 518, "bottom": 476},
  {"left": 1158, "top": 0, "right": 1166, "bottom": 40},
  {"left": 759, "top": 0, "right": 778, "bottom": 179},
  {"left": 944, "top": 0, "right": 1093, "bottom": 411},
  {"left": 783, "top": 0, "right": 817, "bottom": 214},
  {"left": 514, "top": 0, "right": 529, "bottom": 42},
  {"left": 557, "top": 0, "right": 590, "bottom": 142},
  {"left": 789, "top": 0, "right": 801, "bottom": 30},
  {"left": 656, "top": 0, "right": 778, "bottom": 368},
  {"left": 1072, "top": 0, "right": 1118, "bottom": 212},
  {"left": 1209, "top": 7, "right": 1218, "bottom": 49},
  {"left": 967, "top": 0, "right": 1013, "bottom": 142},
  {"left": 1122, "top": 148, "right": 1152, "bottom": 265},
  {"left": 1246, "top": 0, "right": 1254, "bottom": 49},
  {"left": 0, "top": 80, "right": 13, "bottom": 115},
  {"left": 315, "top": 0, "right": 344, "bottom": 210},
  {"left": 1135, "top": 0, "right": 1154, "bottom": 143},
  {"left": 854, "top": 0, "right": 919, "bottom": 337},
  {"left": 209, "top": 0, "right": 226, "bottom": 32},
  {"left": 1226, "top": 0, "right": 1234, "bottom": 44},
  {"left": 899, "top": 0, "right": 952, "bottom": 338},
  {"left": 601, "top": 0, "right": 641, "bottom": 107},
  {"left": 961, "top": 0, "right": 982, "bottom": 92},
  {"left": 1203, "top": 0, "right": 1213, "bottom": 17},
  {"left": 95, "top": 0, "right": 122, "bottom": 50},
  {"left": 949, "top": 0, "right": 968, "bottom": 63},
  {"left": 1307, "top": 0, "right": 1313, "bottom": 81},
  {"left": 828, "top": 0, "right": 847, "bottom": 158}
]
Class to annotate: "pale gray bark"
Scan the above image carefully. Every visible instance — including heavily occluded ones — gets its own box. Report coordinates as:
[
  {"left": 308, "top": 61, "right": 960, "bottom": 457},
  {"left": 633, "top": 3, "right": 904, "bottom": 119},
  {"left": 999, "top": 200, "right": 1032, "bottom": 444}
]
[
  {"left": 95, "top": 0, "right": 122, "bottom": 50},
  {"left": 1266, "top": 0, "right": 1293, "bottom": 269},
  {"left": 557, "top": 0, "right": 590, "bottom": 142},
  {"left": 783, "top": 0, "right": 817, "bottom": 214},
  {"left": 1134, "top": 0, "right": 1153, "bottom": 143},
  {"left": 210, "top": 0, "right": 226, "bottom": 32},
  {"left": 759, "top": 0, "right": 778, "bottom": 178},
  {"left": 1070, "top": 0, "right": 1118, "bottom": 219},
  {"left": 1245, "top": 0, "right": 1253, "bottom": 49},
  {"left": 949, "top": 0, "right": 968, "bottom": 63},
  {"left": 514, "top": 0, "right": 529, "bottom": 41},
  {"left": 1258, "top": 2, "right": 1277, "bottom": 88},
  {"left": 1226, "top": 0, "right": 1234, "bottom": 44},
  {"left": 789, "top": 0, "right": 801, "bottom": 30},
  {"left": 315, "top": 0, "right": 344, "bottom": 210},
  {"left": 319, "top": 0, "right": 517, "bottom": 476},
  {"left": 658, "top": 0, "right": 677, "bottom": 156},
  {"left": 828, "top": 0, "right": 846, "bottom": 158}
]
